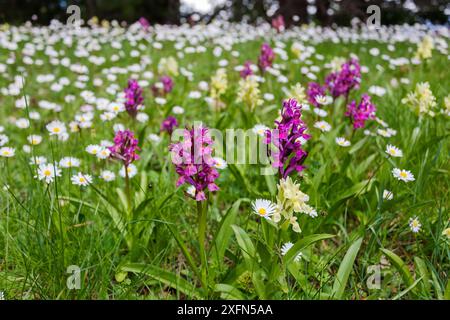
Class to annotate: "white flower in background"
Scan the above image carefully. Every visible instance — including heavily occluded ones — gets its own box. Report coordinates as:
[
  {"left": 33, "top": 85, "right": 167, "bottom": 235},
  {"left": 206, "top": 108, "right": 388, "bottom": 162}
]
[
  {"left": 148, "top": 134, "right": 161, "bottom": 144},
  {"left": 100, "top": 170, "right": 116, "bottom": 182},
  {"left": 369, "top": 85, "right": 387, "bottom": 97},
  {"left": 392, "top": 168, "right": 415, "bottom": 182},
  {"left": 281, "top": 242, "right": 294, "bottom": 256},
  {"left": 96, "top": 147, "right": 111, "bottom": 160},
  {"left": 0, "top": 134, "right": 9, "bottom": 146},
  {"left": 71, "top": 172, "right": 93, "bottom": 187},
  {"left": 16, "top": 118, "right": 30, "bottom": 129},
  {"left": 46, "top": 120, "right": 67, "bottom": 136},
  {"left": 252, "top": 199, "right": 277, "bottom": 219},
  {"left": 186, "top": 185, "right": 196, "bottom": 198},
  {"left": 29, "top": 156, "right": 47, "bottom": 166},
  {"left": 86, "top": 144, "right": 101, "bottom": 155},
  {"left": 213, "top": 157, "right": 227, "bottom": 170},
  {"left": 36, "top": 163, "right": 61, "bottom": 183},
  {"left": 136, "top": 112, "right": 149, "bottom": 123},
  {"left": 315, "top": 95, "right": 332, "bottom": 106},
  {"left": 27, "top": 135, "right": 43, "bottom": 145},
  {"left": 252, "top": 124, "right": 269, "bottom": 137},
  {"left": 409, "top": 217, "right": 421, "bottom": 233},
  {"left": 113, "top": 123, "right": 125, "bottom": 132},
  {"left": 293, "top": 252, "right": 303, "bottom": 262},
  {"left": 60, "top": 157, "right": 80, "bottom": 168},
  {"left": 383, "top": 190, "right": 394, "bottom": 200},
  {"left": 119, "top": 164, "right": 137, "bottom": 178},
  {"left": 0, "top": 147, "right": 15, "bottom": 158},
  {"left": 314, "top": 121, "right": 331, "bottom": 132},
  {"left": 172, "top": 106, "right": 184, "bottom": 114},
  {"left": 385, "top": 144, "right": 403, "bottom": 157},
  {"left": 335, "top": 137, "right": 351, "bottom": 147},
  {"left": 313, "top": 108, "right": 328, "bottom": 117}
]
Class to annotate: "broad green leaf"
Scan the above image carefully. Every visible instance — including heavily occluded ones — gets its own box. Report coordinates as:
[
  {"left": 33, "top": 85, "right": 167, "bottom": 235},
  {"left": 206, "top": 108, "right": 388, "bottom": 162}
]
[
  {"left": 445, "top": 279, "right": 450, "bottom": 300},
  {"left": 214, "top": 284, "right": 246, "bottom": 300},
  {"left": 211, "top": 198, "right": 250, "bottom": 264},
  {"left": 414, "top": 257, "right": 430, "bottom": 296},
  {"left": 284, "top": 234, "right": 335, "bottom": 264},
  {"left": 122, "top": 263, "right": 201, "bottom": 299},
  {"left": 331, "top": 237, "right": 363, "bottom": 299},
  {"left": 232, "top": 224, "right": 256, "bottom": 262},
  {"left": 380, "top": 248, "right": 415, "bottom": 296}
]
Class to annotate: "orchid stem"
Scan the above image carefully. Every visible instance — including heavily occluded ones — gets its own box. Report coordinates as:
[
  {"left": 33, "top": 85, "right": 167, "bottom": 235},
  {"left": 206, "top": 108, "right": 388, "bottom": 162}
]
[{"left": 197, "top": 200, "right": 208, "bottom": 296}]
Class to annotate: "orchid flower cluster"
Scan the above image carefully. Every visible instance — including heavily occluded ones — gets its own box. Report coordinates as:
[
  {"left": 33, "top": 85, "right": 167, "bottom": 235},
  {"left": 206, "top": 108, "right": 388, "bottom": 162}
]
[
  {"left": 160, "top": 116, "right": 179, "bottom": 135},
  {"left": 108, "top": 129, "right": 140, "bottom": 167},
  {"left": 152, "top": 75, "right": 174, "bottom": 97},
  {"left": 258, "top": 43, "right": 275, "bottom": 73},
  {"left": 345, "top": 94, "right": 377, "bottom": 129},
  {"left": 271, "top": 15, "right": 285, "bottom": 33},
  {"left": 169, "top": 125, "right": 220, "bottom": 201},
  {"left": 240, "top": 61, "right": 254, "bottom": 79},
  {"left": 325, "top": 58, "right": 361, "bottom": 99},
  {"left": 307, "top": 82, "right": 327, "bottom": 107},
  {"left": 124, "top": 79, "right": 144, "bottom": 118},
  {"left": 264, "top": 99, "right": 311, "bottom": 179}
]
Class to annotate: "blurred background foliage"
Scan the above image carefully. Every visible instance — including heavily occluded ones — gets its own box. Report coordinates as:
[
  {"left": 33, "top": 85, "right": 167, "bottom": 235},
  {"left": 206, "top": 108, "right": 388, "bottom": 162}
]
[{"left": 0, "top": 0, "right": 448, "bottom": 26}]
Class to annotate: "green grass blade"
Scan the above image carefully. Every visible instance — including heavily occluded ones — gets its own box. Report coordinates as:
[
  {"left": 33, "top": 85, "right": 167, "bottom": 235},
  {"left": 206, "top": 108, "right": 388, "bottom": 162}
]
[
  {"left": 122, "top": 263, "right": 202, "bottom": 299},
  {"left": 331, "top": 237, "right": 363, "bottom": 299}
]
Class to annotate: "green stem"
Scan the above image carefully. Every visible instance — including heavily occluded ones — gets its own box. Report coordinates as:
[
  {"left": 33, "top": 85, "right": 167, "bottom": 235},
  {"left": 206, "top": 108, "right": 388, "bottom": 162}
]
[
  {"left": 197, "top": 200, "right": 208, "bottom": 296},
  {"left": 124, "top": 163, "right": 132, "bottom": 211}
]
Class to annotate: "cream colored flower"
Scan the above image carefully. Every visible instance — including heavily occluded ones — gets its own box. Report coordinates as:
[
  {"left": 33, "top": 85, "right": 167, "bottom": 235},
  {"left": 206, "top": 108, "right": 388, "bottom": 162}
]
[
  {"left": 236, "top": 76, "right": 263, "bottom": 110},
  {"left": 402, "top": 82, "right": 437, "bottom": 116}
]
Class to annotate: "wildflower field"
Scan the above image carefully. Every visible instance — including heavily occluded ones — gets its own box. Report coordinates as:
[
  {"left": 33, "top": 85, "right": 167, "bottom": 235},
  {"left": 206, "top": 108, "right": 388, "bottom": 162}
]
[{"left": 0, "top": 20, "right": 449, "bottom": 300}]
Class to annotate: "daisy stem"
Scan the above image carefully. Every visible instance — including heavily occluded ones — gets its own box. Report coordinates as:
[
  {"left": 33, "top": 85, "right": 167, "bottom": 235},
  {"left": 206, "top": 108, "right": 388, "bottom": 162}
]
[{"left": 197, "top": 199, "right": 208, "bottom": 296}]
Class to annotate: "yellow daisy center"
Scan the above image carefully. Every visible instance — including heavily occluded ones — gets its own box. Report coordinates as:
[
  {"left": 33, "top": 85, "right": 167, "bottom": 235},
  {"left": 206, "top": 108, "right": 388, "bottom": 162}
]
[
  {"left": 258, "top": 208, "right": 267, "bottom": 216},
  {"left": 400, "top": 172, "right": 407, "bottom": 178},
  {"left": 43, "top": 170, "right": 51, "bottom": 176},
  {"left": 52, "top": 127, "right": 61, "bottom": 133}
]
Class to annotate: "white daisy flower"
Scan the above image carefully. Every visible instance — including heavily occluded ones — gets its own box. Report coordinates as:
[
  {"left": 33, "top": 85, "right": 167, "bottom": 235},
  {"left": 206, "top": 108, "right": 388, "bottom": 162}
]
[
  {"left": 385, "top": 144, "right": 403, "bottom": 157},
  {"left": 59, "top": 157, "right": 80, "bottom": 168},
  {"left": 252, "top": 199, "right": 277, "bottom": 219},
  {"left": 119, "top": 164, "right": 137, "bottom": 178},
  {"left": 383, "top": 190, "right": 393, "bottom": 200},
  {"left": 16, "top": 118, "right": 30, "bottom": 129},
  {"left": 36, "top": 163, "right": 61, "bottom": 184},
  {"left": 409, "top": 217, "right": 421, "bottom": 233},
  {"left": 294, "top": 252, "right": 303, "bottom": 262},
  {"left": 148, "top": 134, "right": 161, "bottom": 144},
  {"left": 335, "top": 137, "right": 351, "bottom": 147},
  {"left": 100, "top": 170, "right": 116, "bottom": 182},
  {"left": 172, "top": 106, "right": 185, "bottom": 114},
  {"left": 392, "top": 168, "right": 415, "bottom": 182},
  {"left": 46, "top": 120, "right": 67, "bottom": 136},
  {"left": 0, "top": 147, "right": 15, "bottom": 158},
  {"left": 313, "top": 108, "right": 328, "bottom": 117},
  {"left": 314, "top": 121, "right": 331, "bottom": 132},
  {"left": 0, "top": 134, "right": 9, "bottom": 146},
  {"left": 281, "top": 242, "right": 294, "bottom": 256},
  {"left": 27, "top": 135, "right": 43, "bottom": 145},
  {"left": 213, "top": 157, "right": 227, "bottom": 170},
  {"left": 71, "top": 172, "right": 93, "bottom": 187},
  {"left": 86, "top": 144, "right": 101, "bottom": 155},
  {"left": 96, "top": 147, "right": 111, "bottom": 160},
  {"left": 252, "top": 124, "right": 269, "bottom": 137},
  {"left": 30, "top": 156, "right": 47, "bottom": 165},
  {"left": 315, "top": 95, "right": 332, "bottom": 106}
]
